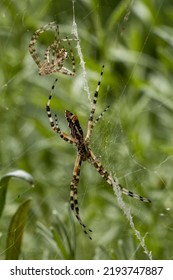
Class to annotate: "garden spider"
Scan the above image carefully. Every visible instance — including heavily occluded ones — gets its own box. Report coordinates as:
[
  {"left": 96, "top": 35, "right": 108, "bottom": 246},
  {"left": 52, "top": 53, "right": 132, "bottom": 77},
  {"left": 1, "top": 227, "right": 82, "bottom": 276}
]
[
  {"left": 29, "top": 22, "right": 75, "bottom": 76},
  {"left": 46, "top": 65, "right": 151, "bottom": 239}
]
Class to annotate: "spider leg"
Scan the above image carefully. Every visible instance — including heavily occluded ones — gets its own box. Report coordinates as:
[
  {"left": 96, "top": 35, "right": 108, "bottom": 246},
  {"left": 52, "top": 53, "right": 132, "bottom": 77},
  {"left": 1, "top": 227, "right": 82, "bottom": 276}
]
[
  {"left": 89, "top": 150, "right": 151, "bottom": 203},
  {"left": 54, "top": 66, "right": 75, "bottom": 76},
  {"left": 44, "top": 45, "right": 51, "bottom": 64},
  {"left": 93, "top": 105, "right": 110, "bottom": 128},
  {"left": 44, "top": 42, "right": 59, "bottom": 64},
  {"left": 85, "top": 65, "right": 104, "bottom": 143},
  {"left": 29, "top": 21, "right": 58, "bottom": 68},
  {"left": 54, "top": 22, "right": 60, "bottom": 42},
  {"left": 53, "top": 36, "right": 75, "bottom": 76},
  {"left": 51, "top": 24, "right": 63, "bottom": 69},
  {"left": 70, "top": 154, "right": 92, "bottom": 239},
  {"left": 38, "top": 45, "right": 52, "bottom": 75},
  {"left": 46, "top": 79, "right": 76, "bottom": 144},
  {"left": 29, "top": 39, "right": 42, "bottom": 68},
  {"left": 49, "top": 41, "right": 62, "bottom": 68}
]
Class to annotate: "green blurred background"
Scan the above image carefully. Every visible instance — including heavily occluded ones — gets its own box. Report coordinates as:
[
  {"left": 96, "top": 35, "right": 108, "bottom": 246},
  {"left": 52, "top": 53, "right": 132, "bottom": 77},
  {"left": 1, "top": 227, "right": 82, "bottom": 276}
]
[{"left": 1, "top": 0, "right": 173, "bottom": 260}]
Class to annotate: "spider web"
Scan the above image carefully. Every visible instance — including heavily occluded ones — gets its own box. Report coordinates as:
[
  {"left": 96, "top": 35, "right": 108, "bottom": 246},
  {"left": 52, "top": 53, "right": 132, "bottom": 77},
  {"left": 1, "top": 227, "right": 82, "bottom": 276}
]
[
  {"left": 1, "top": 0, "right": 173, "bottom": 261},
  {"left": 72, "top": 0, "right": 151, "bottom": 259}
]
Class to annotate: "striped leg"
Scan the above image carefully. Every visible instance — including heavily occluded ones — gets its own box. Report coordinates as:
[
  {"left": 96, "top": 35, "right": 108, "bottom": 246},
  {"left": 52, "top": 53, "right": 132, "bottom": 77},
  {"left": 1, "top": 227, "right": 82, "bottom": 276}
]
[
  {"left": 93, "top": 105, "right": 110, "bottom": 128},
  {"left": 44, "top": 42, "right": 60, "bottom": 64},
  {"left": 89, "top": 150, "right": 151, "bottom": 203},
  {"left": 85, "top": 65, "right": 104, "bottom": 143},
  {"left": 46, "top": 40, "right": 66, "bottom": 68},
  {"left": 70, "top": 154, "right": 92, "bottom": 239},
  {"left": 44, "top": 20, "right": 60, "bottom": 64},
  {"left": 38, "top": 44, "right": 52, "bottom": 75},
  {"left": 29, "top": 22, "right": 58, "bottom": 68},
  {"left": 46, "top": 79, "right": 75, "bottom": 144}
]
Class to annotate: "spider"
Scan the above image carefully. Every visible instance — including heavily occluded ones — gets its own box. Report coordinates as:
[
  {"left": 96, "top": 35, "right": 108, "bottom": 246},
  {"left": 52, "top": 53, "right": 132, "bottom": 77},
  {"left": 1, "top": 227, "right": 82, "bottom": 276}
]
[
  {"left": 46, "top": 65, "right": 151, "bottom": 239},
  {"left": 29, "top": 22, "right": 75, "bottom": 76}
]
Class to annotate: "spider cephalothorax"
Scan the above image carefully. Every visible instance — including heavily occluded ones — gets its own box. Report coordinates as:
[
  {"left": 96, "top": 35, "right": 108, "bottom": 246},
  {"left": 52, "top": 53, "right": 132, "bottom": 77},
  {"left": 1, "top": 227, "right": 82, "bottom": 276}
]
[
  {"left": 65, "top": 110, "right": 84, "bottom": 141},
  {"left": 46, "top": 66, "right": 151, "bottom": 239}
]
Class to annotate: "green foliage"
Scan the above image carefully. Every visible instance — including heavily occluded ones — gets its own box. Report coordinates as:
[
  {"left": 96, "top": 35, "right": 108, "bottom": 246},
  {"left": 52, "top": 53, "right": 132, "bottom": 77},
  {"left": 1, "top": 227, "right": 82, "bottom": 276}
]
[
  {"left": 0, "top": 170, "right": 34, "bottom": 217},
  {"left": 0, "top": 170, "right": 34, "bottom": 259},
  {"left": 1, "top": 0, "right": 173, "bottom": 259},
  {"left": 6, "top": 198, "right": 31, "bottom": 260}
]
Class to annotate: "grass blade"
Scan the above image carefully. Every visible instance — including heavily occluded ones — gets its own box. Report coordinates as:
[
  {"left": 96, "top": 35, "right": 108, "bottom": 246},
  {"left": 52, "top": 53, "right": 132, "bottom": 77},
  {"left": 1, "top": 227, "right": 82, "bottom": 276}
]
[{"left": 5, "top": 198, "right": 31, "bottom": 260}]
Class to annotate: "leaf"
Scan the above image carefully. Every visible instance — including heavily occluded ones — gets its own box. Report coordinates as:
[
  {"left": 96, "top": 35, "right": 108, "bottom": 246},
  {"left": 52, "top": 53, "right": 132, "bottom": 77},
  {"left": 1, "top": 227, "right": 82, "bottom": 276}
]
[
  {"left": 0, "top": 170, "right": 34, "bottom": 217},
  {"left": 5, "top": 198, "right": 31, "bottom": 260}
]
